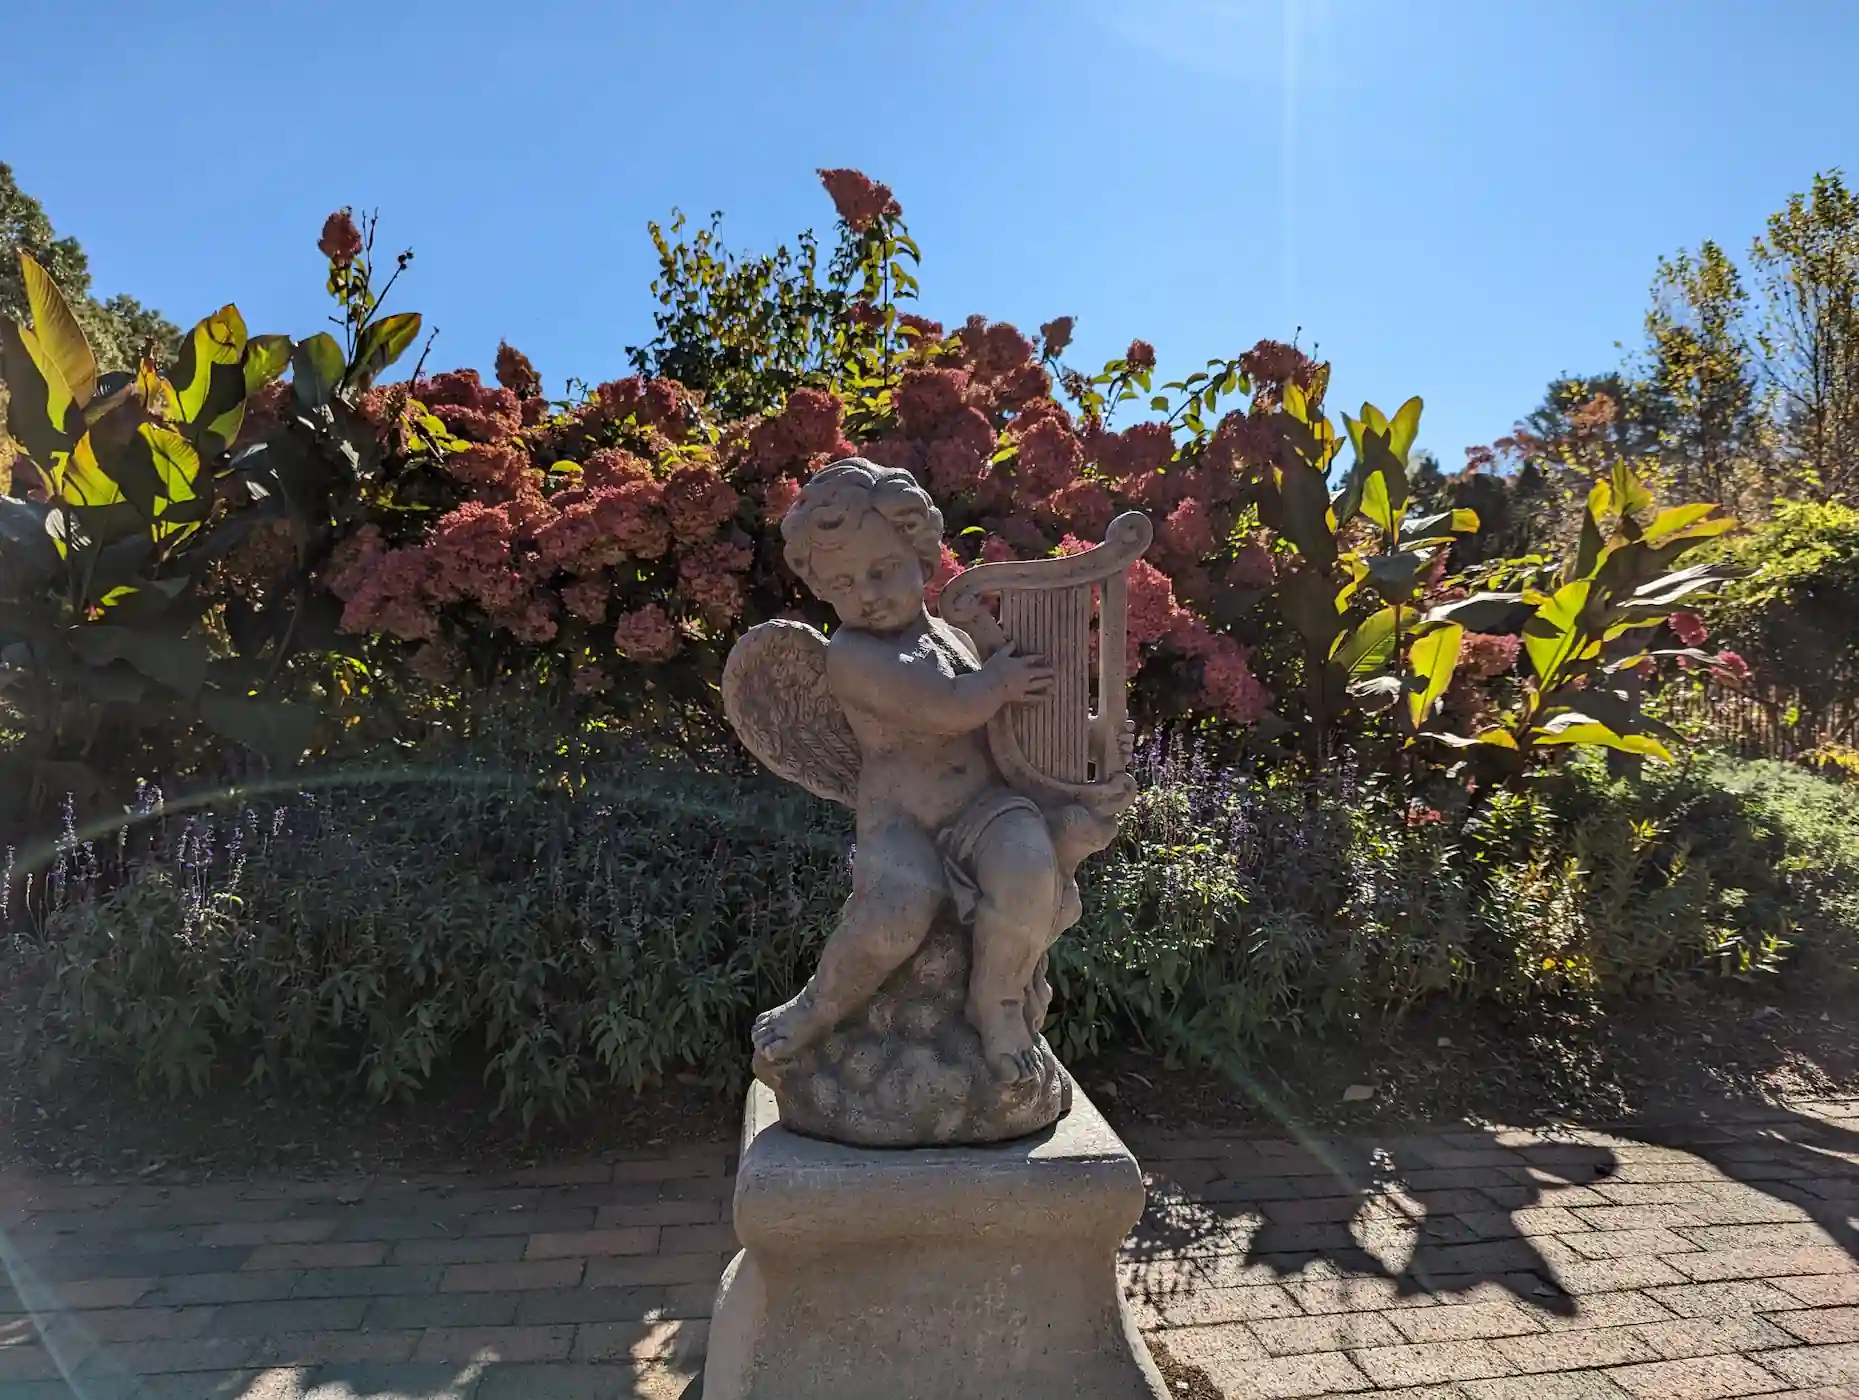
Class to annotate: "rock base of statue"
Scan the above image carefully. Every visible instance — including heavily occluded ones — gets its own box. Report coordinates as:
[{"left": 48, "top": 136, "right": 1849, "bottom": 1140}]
[
  {"left": 700, "top": 1079, "right": 1169, "bottom": 1400},
  {"left": 751, "top": 913, "right": 1068, "bottom": 1148}
]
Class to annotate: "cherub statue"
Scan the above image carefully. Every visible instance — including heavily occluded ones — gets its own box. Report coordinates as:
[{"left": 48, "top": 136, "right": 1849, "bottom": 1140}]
[{"left": 723, "top": 459, "right": 1144, "bottom": 1091}]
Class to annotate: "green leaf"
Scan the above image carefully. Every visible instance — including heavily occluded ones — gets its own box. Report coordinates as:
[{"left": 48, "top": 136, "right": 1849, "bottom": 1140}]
[
  {"left": 1522, "top": 581, "right": 1591, "bottom": 683},
  {"left": 1640, "top": 503, "right": 1718, "bottom": 543},
  {"left": 170, "top": 305, "right": 248, "bottom": 427},
  {"left": 1423, "top": 591, "right": 1526, "bottom": 631},
  {"left": 1149, "top": 395, "right": 1170, "bottom": 411},
  {"left": 1361, "top": 470, "right": 1396, "bottom": 535},
  {"left": 0, "top": 319, "right": 82, "bottom": 458},
  {"left": 1543, "top": 687, "right": 1679, "bottom": 744},
  {"left": 1332, "top": 606, "right": 1403, "bottom": 678},
  {"left": 64, "top": 434, "right": 127, "bottom": 509},
  {"left": 20, "top": 251, "right": 98, "bottom": 410},
  {"left": 1609, "top": 461, "right": 1655, "bottom": 521},
  {"left": 1363, "top": 549, "right": 1431, "bottom": 602},
  {"left": 1406, "top": 622, "right": 1464, "bottom": 729},
  {"left": 138, "top": 424, "right": 203, "bottom": 511},
  {"left": 70, "top": 627, "right": 208, "bottom": 697},
  {"left": 350, "top": 312, "right": 423, "bottom": 391},
  {"left": 1531, "top": 712, "right": 1671, "bottom": 761},
  {"left": 243, "top": 334, "right": 293, "bottom": 394},
  {"left": 1426, "top": 727, "right": 1519, "bottom": 750},
  {"left": 291, "top": 333, "right": 346, "bottom": 410},
  {"left": 1359, "top": 428, "right": 1409, "bottom": 527},
  {"left": 1388, "top": 396, "right": 1423, "bottom": 462},
  {"left": 198, "top": 691, "right": 316, "bottom": 765}
]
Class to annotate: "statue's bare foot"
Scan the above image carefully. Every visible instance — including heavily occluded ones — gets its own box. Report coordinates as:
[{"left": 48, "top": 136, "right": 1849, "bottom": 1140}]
[
  {"left": 968, "top": 996, "right": 1042, "bottom": 1084},
  {"left": 752, "top": 991, "right": 837, "bottom": 1062}
]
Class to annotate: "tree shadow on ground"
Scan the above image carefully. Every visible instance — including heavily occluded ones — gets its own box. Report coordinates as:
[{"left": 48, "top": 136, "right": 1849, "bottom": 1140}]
[
  {"left": 1124, "top": 1124, "right": 1614, "bottom": 1320},
  {"left": 1123, "top": 1093, "right": 1859, "bottom": 1327}
]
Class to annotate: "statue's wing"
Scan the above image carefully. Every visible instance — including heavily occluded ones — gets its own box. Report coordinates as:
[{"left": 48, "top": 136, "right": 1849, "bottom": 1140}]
[{"left": 722, "top": 620, "right": 860, "bottom": 807}]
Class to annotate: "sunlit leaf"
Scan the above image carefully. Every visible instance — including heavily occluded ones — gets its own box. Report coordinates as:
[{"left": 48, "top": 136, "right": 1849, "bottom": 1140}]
[
  {"left": 20, "top": 251, "right": 97, "bottom": 409},
  {"left": 351, "top": 312, "right": 422, "bottom": 391},
  {"left": 1522, "top": 580, "right": 1591, "bottom": 683},
  {"left": 1332, "top": 606, "right": 1404, "bottom": 678},
  {"left": 291, "top": 333, "right": 346, "bottom": 410},
  {"left": 1388, "top": 396, "right": 1423, "bottom": 462},
  {"left": 1406, "top": 622, "right": 1464, "bottom": 729}
]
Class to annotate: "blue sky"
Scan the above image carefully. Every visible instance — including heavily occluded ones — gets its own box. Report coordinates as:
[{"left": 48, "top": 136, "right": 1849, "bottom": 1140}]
[{"left": 4, "top": 0, "right": 1856, "bottom": 466}]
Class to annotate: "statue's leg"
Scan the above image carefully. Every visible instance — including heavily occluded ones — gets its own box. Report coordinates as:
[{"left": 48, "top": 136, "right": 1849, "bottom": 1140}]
[
  {"left": 966, "top": 808, "right": 1064, "bottom": 1084},
  {"left": 752, "top": 819, "right": 943, "bottom": 1063}
]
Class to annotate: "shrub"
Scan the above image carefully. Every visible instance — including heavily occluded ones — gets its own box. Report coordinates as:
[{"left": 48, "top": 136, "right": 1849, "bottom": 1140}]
[{"left": 10, "top": 722, "right": 1852, "bottom": 1123}]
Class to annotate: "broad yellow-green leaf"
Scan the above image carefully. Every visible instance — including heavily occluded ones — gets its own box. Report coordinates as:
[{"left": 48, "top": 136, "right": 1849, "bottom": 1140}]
[
  {"left": 243, "top": 334, "right": 293, "bottom": 394},
  {"left": 64, "top": 434, "right": 126, "bottom": 508},
  {"left": 1282, "top": 380, "right": 1309, "bottom": 424},
  {"left": 351, "top": 312, "right": 422, "bottom": 390},
  {"left": 138, "top": 423, "right": 202, "bottom": 506},
  {"left": 1641, "top": 503, "right": 1717, "bottom": 543},
  {"left": 20, "top": 251, "right": 97, "bottom": 409},
  {"left": 171, "top": 306, "right": 248, "bottom": 438},
  {"left": 1406, "top": 622, "right": 1463, "bottom": 728},
  {"left": 1609, "top": 461, "right": 1655, "bottom": 520},
  {"left": 1450, "top": 508, "right": 1480, "bottom": 534},
  {"left": 1388, "top": 396, "right": 1423, "bottom": 463},
  {"left": 1531, "top": 718, "right": 1671, "bottom": 761},
  {"left": 1361, "top": 469, "right": 1396, "bottom": 534},
  {"left": 0, "top": 318, "right": 78, "bottom": 459},
  {"left": 1521, "top": 580, "right": 1591, "bottom": 683},
  {"left": 1425, "top": 726, "right": 1519, "bottom": 750},
  {"left": 1332, "top": 605, "right": 1406, "bottom": 677}
]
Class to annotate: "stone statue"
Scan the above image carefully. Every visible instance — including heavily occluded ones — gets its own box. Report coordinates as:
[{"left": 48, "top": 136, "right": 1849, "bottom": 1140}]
[{"left": 722, "top": 458, "right": 1151, "bottom": 1147}]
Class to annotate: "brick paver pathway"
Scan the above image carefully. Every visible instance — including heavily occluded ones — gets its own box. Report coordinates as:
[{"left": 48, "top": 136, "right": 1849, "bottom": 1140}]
[{"left": 3, "top": 1098, "right": 1856, "bottom": 1398}]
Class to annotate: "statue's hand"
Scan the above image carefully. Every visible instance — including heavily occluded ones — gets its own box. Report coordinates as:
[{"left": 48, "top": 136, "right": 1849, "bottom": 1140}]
[{"left": 984, "top": 644, "right": 1054, "bottom": 707}]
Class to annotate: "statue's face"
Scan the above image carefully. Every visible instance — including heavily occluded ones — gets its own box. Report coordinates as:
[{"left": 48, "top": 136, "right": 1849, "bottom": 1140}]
[{"left": 811, "top": 511, "right": 928, "bottom": 632}]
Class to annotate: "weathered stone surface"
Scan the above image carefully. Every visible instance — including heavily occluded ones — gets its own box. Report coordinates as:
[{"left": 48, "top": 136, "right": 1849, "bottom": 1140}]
[
  {"left": 721, "top": 461, "right": 1147, "bottom": 1147},
  {"left": 751, "top": 914, "right": 1068, "bottom": 1148},
  {"left": 703, "top": 1080, "right": 1169, "bottom": 1400}
]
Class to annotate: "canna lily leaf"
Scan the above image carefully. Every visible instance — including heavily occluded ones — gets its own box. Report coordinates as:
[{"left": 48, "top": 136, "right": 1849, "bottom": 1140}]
[
  {"left": 350, "top": 312, "right": 422, "bottom": 391},
  {"left": 20, "top": 251, "right": 97, "bottom": 410},
  {"left": 1406, "top": 622, "right": 1464, "bottom": 729}
]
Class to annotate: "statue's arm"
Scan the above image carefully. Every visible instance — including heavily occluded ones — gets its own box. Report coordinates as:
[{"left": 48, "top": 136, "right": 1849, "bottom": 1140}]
[{"left": 828, "top": 632, "right": 1007, "bottom": 736}]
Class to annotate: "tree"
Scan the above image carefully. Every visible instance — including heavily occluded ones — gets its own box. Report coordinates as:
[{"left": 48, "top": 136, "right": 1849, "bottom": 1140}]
[
  {"left": 1646, "top": 239, "right": 1760, "bottom": 511},
  {"left": 0, "top": 162, "right": 178, "bottom": 373},
  {"left": 1751, "top": 169, "right": 1859, "bottom": 502}
]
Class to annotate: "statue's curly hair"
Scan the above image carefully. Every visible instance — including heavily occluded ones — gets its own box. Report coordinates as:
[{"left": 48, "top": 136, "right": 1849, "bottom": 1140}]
[{"left": 780, "top": 458, "right": 944, "bottom": 591}]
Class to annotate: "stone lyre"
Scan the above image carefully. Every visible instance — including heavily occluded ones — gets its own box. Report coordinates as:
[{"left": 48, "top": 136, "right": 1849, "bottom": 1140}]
[{"left": 937, "top": 510, "right": 1154, "bottom": 812}]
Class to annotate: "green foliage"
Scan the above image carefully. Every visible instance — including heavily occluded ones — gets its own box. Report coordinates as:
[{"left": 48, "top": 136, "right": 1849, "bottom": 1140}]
[
  {"left": 1647, "top": 240, "right": 1758, "bottom": 510},
  {"left": 0, "top": 230, "right": 428, "bottom": 778},
  {"left": 8, "top": 726, "right": 849, "bottom": 1123},
  {"left": 0, "top": 252, "right": 308, "bottom": 766},
  {"left": 1254, "top": 388, "right": 1480, "bottom": 755},
  {"left": 1711, "top": 497, "right": 1859, "bottom": 705},
  {"left": 0, "top": 163, "right": 179, "bottom": 375},
  {"left": 1428, "top": 462, "right": 1742, "bottom": 769},
  {"left": 12, "top": 724, "right": 1851, "bottom": 1123},
  {"left": 626, "top": 209, "right": 838, "bottom": 420},
  {"left": 1751, "top": 169, "right": 1859, "bottom": 501}
]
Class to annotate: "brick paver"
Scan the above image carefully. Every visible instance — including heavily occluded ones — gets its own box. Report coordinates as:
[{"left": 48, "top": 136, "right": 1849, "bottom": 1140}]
[{"left": 1, "top": 1098, "right": 1855, "bottom": 1396}]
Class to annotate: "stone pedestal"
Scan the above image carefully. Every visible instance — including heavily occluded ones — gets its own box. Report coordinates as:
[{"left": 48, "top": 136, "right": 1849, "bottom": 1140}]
[{"left": 702, "top": 1080, "right": 1169, "bottom": 1400}]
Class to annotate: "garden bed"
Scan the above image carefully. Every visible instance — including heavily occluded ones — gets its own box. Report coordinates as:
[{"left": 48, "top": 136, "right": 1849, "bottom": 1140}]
[{"left": 6, "top": 980, "right": 1854, "bottom": 1185}]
